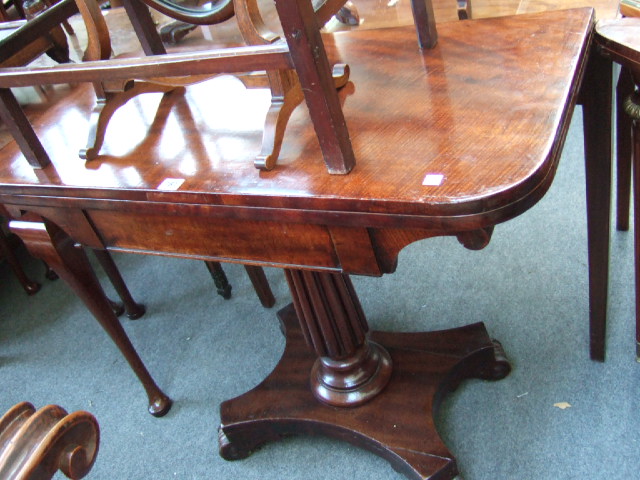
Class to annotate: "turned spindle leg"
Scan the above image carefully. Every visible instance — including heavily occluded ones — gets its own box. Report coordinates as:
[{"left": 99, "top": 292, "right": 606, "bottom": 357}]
[{"left": 9, "top": 220, "right": 172, "bottom": 417}]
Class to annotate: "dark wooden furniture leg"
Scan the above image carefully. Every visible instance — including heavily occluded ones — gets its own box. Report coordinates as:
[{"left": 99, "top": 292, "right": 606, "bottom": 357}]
[
  {"left": 632, "top": 103, "right": 640, "bottom": 359},
  {"left": 244, "top": 265, "right": 275, "bottom": 308},
  {"left": 205, "top": 260, "right": 232, "bottom": 300},
  {"left": 92, "top": 248, "right": 146, "bottom": 320},
  {"left": 219, "top": 269, "right": 510, "bottom": 479},
  {"left": 582, "top": 47, "right": 613, "bottom": 361},
  {"left": 205, "top": 261, "right": 275, "bottom": 307},
  {"left": 0, "top": 222, "right": 40, "bottom": 294},
  {"left": 0, "top": 88, "right": 50, "bottom": 169},
  {"left": 9, "top": 220, "right": 172, "bottom": 417},
  {"left": 616, "top": 67, "right": 634, "bottom": 231}
]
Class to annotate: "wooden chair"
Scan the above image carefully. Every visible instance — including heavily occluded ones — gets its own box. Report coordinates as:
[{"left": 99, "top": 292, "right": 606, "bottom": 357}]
[
  {"left": 596, "top": 17, "right": 640, "bottom": 360},
  {"left": 0, "top": 0, "right": 438, "bottom": 175},
  {"left": 0, "top": 402, "right": 99, "bottom": 479},
  {"left": 0, "top": 3, "right": 275, "bottom": 309},
  {"left": 76, "top": 0, "right": 354, "bottom": 171},
  {"left": 81, "top": 0, "right": 463, "bottom": 168}
]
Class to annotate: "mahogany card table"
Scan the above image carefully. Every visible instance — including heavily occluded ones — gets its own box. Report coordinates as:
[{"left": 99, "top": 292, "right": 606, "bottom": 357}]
[{"left": 0, "top": 8, "right": 610, "bottom": 479}]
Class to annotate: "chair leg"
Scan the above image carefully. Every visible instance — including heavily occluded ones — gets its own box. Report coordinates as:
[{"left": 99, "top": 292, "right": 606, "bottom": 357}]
[
  {"left": 0, "top": 225, "right": 40, "bottom": 295},
  {"left": 617, "top": 67, "right": 635, "bottom": 231},
  {"left": 204, "top": 261, "right": 275, "bottom": 307},
  {"left": 244, "top": 265, "right": 276, "bottom": 308},
  {"left": 205, "top": 261, "right": 232, "bottom": 299}
]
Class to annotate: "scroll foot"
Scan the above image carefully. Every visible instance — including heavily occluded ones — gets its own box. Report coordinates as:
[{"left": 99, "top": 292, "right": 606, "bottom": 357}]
[
  {"left": 81, "top": 83, "right": 182, "bottom": 160},
  {"left": 474, "top": 340, "right": 512, "bottom": 381},
  {"left": 254, "top": 65, "right": 350, "bottom": 171},
  {"left": 254, "top": 83, "right": 304, "bottom": 171},
  {"left": 108, "top": 299, "right": 125, "bottom": 317},
  {"left": 218, "top": 428, "right": 259, "bottom": 460},
  {"left": 219, "top": 304, "right": 509, "bottom": 479},
  {"left": 160, "top": 21, "right": 198, "bottom": 44},
  {"left": 23, "top": 281, "right": 41, "bottom": 295},
  {"left": 0, "top": 402, "right": 99, "bottom": 479}
]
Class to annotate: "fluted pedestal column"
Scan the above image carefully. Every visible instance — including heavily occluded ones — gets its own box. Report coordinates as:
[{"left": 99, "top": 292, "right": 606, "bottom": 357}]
[{"left": 218, "top": 269, "right": 510, "bottom": 480}]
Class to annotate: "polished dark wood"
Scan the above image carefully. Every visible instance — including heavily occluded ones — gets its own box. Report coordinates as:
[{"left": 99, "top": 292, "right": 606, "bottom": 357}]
[
  {"left": 595, "top": 18, "right": 640, "bottom": 359},
  {"left": 219, "top": 303, "right": 509, "bottom": 478},
  {"left": 92, "top": 248, "right": 146, "bottom": 319},
  {"left": 616, "top": 66, "right": 634, "bottom": 231},
  {"left": 0, "top": 8, "right": 595, "bottom": 478},
  {"left": 0, "top": 217, "right": 40, "bottom": 294},
  {"left": 0, "top": 0, "right": 77, "bottom": 169},
  {"left": 9, "top": 220, "right": 172, "bottom": 417},
  {"left": 0, "top": 401, "right": 99, "bottom": 479},
  {"left": 581, "top": 39, "right": 613, "bottom": 362}
]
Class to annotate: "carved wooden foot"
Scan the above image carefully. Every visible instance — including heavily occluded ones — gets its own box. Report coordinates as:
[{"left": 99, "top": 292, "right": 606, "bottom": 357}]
[
  {"left": 81, "top": 83, "right": 185, "bottom": 160},
  {"left": 9, "top": 220, "right": 172, "bottom": 417},
  {"left": 0, "top": 402, "right": 99, "bottom": 479},
  {"left": 254, "top": 79, "right": 304, "bottom": 171},
  {"left": 254, "top": 65, "right": 351, "bottom": 171},
  {"left": 205, "top": 261, "right": 232, "bottom": 300},
  {"left": 219, "top": 304, "right": 510, "bottom": 479}
]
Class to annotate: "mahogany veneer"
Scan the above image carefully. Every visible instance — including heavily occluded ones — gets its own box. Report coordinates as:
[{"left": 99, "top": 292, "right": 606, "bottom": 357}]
[{"left": 0, "top": 8, "right": 609, "bottom": 479}]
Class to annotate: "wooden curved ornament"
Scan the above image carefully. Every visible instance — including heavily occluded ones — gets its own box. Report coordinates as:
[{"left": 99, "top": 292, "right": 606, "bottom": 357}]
[
  {"left": 0, "top": 402, "right": 99, "bottom": 480},
  {"left": 255, "top": 64, "right": 351, "bottom": 170},
  {"left": 80, "top": 80, "right": 185, "bottom": 160},
  {"left": 456, "top": 226, "right": 494, "bottom": 250}
]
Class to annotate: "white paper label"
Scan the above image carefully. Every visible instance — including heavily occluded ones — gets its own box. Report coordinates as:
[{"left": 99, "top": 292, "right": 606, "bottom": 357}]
[
  {"left": 422, "top": 174, "right": 444, "bottom": 186},
  {"left": 157, "top": 178, "right": 185, "bottom": 191}
]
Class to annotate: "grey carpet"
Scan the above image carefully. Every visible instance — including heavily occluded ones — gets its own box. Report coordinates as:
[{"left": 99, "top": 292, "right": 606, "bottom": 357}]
[{"left": 1, "top": 106, "right": 638, "bottom": 479}]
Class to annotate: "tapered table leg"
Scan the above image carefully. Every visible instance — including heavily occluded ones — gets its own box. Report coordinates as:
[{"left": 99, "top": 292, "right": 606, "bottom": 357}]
[
  {"left": 219, "top": 269, "right": 510, "bottom": 480},
  {"left": 581, "top": 48, "right": 612, "bottom": 362},
  {"left": 92, "top": 249, "right": 146, "bottom": 319},
  {"left": 244, "top": 265, "right": 275, "bottom": 308},
  {"left": 9, "top": 220, "right": 172, "bottom": 417},
  {"left": 616, "top": 67, "right": 634, "bottom": 232}
]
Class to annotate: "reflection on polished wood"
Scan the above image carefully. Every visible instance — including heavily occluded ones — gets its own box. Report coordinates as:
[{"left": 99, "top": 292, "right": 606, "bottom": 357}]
[
  {"left": 0, "top": 7, "right": 598, "bottom": 478},
  {"left": 0, "top": 0, "right": 620, "bottom": 153}
]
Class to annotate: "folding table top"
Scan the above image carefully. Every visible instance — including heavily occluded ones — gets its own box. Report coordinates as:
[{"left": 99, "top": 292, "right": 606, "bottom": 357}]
[{"left": 0, "top": 8, "right": 593, "bottom": 229}]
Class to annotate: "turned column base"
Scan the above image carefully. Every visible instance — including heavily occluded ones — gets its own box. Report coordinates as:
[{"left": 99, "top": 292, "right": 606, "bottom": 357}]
[
  {"left": 218, "top": 303, "right": 510, "bottom": 480},
  {"left": 311, "top": 340, "right": 392, "bottom": 407}
]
